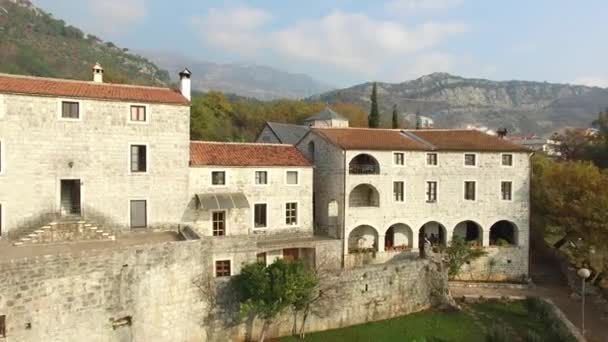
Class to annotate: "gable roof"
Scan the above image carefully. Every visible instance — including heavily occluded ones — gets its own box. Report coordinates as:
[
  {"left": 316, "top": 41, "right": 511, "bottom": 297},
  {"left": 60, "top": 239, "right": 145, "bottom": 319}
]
[
  {"left": 304, "top": 107, "right": 347, "bottom": 122},
  {"left": 266, "top": 122, "right": 310, "bottom": 144},
  {"left": 190, "top": 141, "right": 312, "bottom": 167},
  {"left": 0, "top": 73, "right": 189, "bottom": 105},
  {"left": 311, "top": 128, "right": 530, "bottom": 152}
]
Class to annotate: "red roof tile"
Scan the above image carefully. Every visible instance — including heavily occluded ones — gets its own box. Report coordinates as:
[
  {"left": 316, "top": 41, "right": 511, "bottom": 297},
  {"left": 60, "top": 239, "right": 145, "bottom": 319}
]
[
  {"left": 190, "top": 142, "right": 312, "bottom": 167},
  {"left": 312, "top": 128, "right": 530, "bottom": 152},
  {"left": 0, "top": 74, "right": 189, "bottom": 105}
]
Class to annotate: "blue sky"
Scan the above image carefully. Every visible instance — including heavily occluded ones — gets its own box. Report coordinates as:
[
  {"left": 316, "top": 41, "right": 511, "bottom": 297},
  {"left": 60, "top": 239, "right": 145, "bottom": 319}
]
[{"left": 35, "top": 0, "right": 608, "bottom": 88}]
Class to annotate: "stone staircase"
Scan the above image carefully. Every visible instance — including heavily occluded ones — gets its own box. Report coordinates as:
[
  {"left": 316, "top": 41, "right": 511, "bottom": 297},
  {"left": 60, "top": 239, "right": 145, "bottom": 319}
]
[{"left": 12, "top": 218, "right": 115, "bottom": 246}]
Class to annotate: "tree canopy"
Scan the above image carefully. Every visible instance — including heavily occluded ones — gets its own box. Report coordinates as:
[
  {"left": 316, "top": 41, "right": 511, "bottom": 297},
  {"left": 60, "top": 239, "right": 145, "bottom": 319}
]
[{"left": 368, "top": 82, "right": 380, "bottom": 128}]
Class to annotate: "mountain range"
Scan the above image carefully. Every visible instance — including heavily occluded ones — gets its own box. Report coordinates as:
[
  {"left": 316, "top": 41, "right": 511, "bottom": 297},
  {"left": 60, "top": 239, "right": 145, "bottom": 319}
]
[{"left": 314, "top": 73, "right": 608, "bottom": 135}]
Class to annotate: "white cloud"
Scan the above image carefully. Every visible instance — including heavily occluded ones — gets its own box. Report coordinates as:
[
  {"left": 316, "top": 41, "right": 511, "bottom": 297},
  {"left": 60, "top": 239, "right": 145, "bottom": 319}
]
[
  {"left": 86, "top": 0, "right": 147, "bottom": 34},
  {"left": 385, "top": 0, "right": 464, "bottom": 13},
  {"left": 571, "top": 77, "right": 608, "bottom": 88},
  {"left": 190, "top": 7, "right": 466, "bottom": 76}
]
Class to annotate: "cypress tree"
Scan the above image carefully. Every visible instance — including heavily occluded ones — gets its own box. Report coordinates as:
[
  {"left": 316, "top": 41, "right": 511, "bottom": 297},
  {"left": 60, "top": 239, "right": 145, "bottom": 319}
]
[
  {"left": 391, "top": 104, "right": 399, "bottom": 129},
  {"left": 368, "top": 82, "right": 380, "bottom": 128}
]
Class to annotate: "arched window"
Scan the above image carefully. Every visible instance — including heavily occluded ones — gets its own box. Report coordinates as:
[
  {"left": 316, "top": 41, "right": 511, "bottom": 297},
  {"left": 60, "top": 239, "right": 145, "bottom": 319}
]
[
  {"left": 349, "top": 154, "right": 380, "bottom": 174},
  {"left": 419, "top": 221, "right": 447, "bottom": 246},
  {"left": 349, "top": 184, "right": 380, "bottom": 207},
  {"left": 348, "top": 225, "right": 379, "bottom": 253},
  {"left": 385, "top": 224, "right": 413, "bottom": 251},
  {"left": 308, "top": 141, "right": 315, "bottom": 162},
  {"left": 490, "top": 221, "right": 518, "bottom": 246},
  {"left": 453, "top": 221, "right": 483, "bottom": 246}
]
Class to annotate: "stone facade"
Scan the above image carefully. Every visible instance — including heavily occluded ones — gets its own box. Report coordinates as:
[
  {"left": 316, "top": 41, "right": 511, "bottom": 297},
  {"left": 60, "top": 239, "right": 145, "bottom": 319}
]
[
  {"left": 0, "top": 93, "right": 190, "bottom": 235},
  {"left": 296, "top": 131, "right": 531, "bottom": 280},
  {"left": 256, "top": 125, "right": 281, "bottom": 144},
  {"left": 0, "top": 240, "right": 447, "bottom": 342}
]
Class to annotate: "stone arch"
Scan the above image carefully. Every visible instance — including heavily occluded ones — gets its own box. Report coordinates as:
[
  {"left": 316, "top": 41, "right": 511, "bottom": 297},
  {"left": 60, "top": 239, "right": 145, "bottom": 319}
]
[
  {"left": 348, "top": 225, "right": 379, "bottom": 253},
  {"left": 453, "top": 220, "right": 483, "bottom": 246},
  {"left": 385, "top": 223, "right": 413, "bottom": 251},
  {"left": 349, "top": 153, "right": 380, "bottom": 174},
  {"left": 307, "top": 141, "right": 315, "bottom": 162},
  {"left": 419, "top": 221, "right": 447, "bottom": 247},
  {"left": 489, "top": 220, "right": 518, "bottom": 246},
  {"left": 349, "top": 184, "right": 380, "bottom": 207}
]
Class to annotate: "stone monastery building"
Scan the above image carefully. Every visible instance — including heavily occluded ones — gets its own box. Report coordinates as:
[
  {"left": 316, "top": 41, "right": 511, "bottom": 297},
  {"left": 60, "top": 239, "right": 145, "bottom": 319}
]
[{"left": 0, "top": 65, "right": 531, "bottom": 280}]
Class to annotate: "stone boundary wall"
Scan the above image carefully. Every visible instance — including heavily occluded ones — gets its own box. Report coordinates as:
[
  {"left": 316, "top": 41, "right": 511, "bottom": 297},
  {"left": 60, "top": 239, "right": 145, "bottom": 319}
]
[
  {"left": 453, "top": 246, "right": 529, "bottom": 282},
  {"left": 0, "top": 239, "right": 449, "bottom": 342}
]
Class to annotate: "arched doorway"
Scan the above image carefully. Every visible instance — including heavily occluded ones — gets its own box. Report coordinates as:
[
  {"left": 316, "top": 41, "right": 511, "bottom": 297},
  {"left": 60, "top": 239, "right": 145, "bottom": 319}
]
[
  {"left": 349, "top": 184, "right": 380, "bottom": 207},
  {"left": 453, "top": 220, "right": 483, "bottom": 246},
  {"left": 489, "top": 220, "right": 518, "bottom": 246},
  {"left": 385, "top": 224, "right": 413, "bottom": 251},
  {"left": 419, "top": 221, "right": 447, "bottom": 247},
  {"left": 348, "top": 225, "right": 379, "bottom": 253},
  {"left": 349, "top": 154, "right": 380, "bottom": 174}
]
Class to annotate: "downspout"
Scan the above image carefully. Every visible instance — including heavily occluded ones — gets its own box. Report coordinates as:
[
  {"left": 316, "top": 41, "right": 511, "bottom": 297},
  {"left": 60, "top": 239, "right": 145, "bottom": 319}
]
[
  {"left": 341, "top": 149, "right": 347, "bottom": 268},
  {"left": 528, "top": 151, "right": 535, "bottom": 279}
]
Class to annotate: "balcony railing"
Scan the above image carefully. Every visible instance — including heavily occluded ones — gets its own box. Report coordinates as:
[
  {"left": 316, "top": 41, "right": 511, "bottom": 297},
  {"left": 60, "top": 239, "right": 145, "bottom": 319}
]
[{"left": 349, "top": 164, "right": 380, "bottom": 175}]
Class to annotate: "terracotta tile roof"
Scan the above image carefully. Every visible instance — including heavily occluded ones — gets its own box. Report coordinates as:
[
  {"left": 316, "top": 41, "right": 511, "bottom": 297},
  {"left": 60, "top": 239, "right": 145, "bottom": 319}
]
[
  {"left": 0, "top": 74, "right": 189, "bottom": 105},
  {"left": 190, "top": 142, "right": 312, "bottom": 167},
  {"left": 312, "top": 128, "right": 530, "bottom": 152}
]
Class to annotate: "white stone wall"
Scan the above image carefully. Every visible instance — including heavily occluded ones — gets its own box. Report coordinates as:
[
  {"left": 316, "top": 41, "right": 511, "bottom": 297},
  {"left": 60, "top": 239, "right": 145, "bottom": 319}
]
[
  {"left": 186, "top": 166, "right": 314, "bottom": 237},
  {"left": 0, "top": 93, "right": 190, "bottom": 234}
]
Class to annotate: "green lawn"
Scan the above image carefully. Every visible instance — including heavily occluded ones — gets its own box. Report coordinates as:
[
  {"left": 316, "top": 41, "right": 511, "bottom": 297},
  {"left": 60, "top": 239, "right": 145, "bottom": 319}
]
[{"left": 277, "top": 301, "right": 557, "bottom": 342}]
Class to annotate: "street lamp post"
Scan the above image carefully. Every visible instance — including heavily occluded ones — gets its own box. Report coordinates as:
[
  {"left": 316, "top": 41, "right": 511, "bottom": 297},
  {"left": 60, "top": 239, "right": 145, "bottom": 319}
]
[{"left": 577, "top": 268, "right": 591, "bottom": 336}]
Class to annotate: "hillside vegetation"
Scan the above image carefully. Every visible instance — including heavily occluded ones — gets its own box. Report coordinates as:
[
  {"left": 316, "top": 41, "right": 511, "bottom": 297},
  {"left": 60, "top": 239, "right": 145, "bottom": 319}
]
[{"left": 0, "top": 0, "right": 170, "bottom": 85}]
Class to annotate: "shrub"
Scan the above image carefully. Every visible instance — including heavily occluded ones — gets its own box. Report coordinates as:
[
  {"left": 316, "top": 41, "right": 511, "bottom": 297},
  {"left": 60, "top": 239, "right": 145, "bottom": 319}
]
[
  {"left": 523, "top": 330, "right": 543, "bottom": 342},
  {"left": 485, "top": 325, "right": 510, "bottom": 342}
]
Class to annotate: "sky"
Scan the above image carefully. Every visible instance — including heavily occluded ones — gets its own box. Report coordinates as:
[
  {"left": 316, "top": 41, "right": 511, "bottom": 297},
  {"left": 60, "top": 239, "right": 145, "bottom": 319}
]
[{"left": 35, "top": 0, "right": 608, "bottom": 88}]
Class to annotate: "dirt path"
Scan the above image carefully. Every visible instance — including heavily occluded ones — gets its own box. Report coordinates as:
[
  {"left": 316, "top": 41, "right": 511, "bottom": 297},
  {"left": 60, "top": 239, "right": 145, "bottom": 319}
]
[{"left": 451, "top": 251, "right": 608, "bottom": 342}]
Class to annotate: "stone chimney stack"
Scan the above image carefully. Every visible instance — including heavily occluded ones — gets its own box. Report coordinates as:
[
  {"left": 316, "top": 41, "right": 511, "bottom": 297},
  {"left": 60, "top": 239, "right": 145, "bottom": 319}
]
[
  {"left": 179, "top": 68, "right": 192, "bottom": 101},
  {"left": 92, "top": 62, "right": 104, "bottom": 83}
]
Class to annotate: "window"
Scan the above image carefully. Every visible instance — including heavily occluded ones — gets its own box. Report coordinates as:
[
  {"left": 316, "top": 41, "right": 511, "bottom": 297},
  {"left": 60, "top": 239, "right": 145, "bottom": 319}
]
[
  {"left": 502, "top": 154, "right": 513, "bottom": 166},
  {"left": 61, "top": 101, "right": 79, "bottom": 119},
  {"left": 501, "top": 181, "right": 513, "bottom": 200},
  {"left": 464, "top": 181, "right": 476, "bottom": 201},
  {"left": 255, "top": 171, "right": 268, "bottom": 185},
  {"left": 212, "top": 171, "right": 226, "bottom": 185},
  {"left": 0, "top": 314, "right": 5, "bottom": 338},
  {"left": 393, "top": 181, "right": 404, "bottom": 202},
  {"left": 254, "top": 203, "right": 267, "bottom": 228},
  {"left": 308, "top": 141, "right": 315, "bottom": 162},
  {"left": 393, "top": 152, "right": 405, "bottom": 165},
  {"left": 285, "top": 202, "right": 298, "bottom": 225},
  {"left": 286, "top": 171, "right": 299, "bottom": 185},
  {"left": 426, "top": 181, "right": 437, "bottom": 202},
  {"left": 130, "top": 145, "right": 147, "bottom": 173},
  {"left": 212, "top": 211, "right": 226, "bottom": 236},
  {"left": 427, "top": 153, "right": 438, "bottom": 166},
  {"left": 464, "top": 154, "right": 476, "bottom": 166},
  {"left": 215, "top": 260, "right": 231, "bottom": 277},
  {"left": 256, "top": 252, "right": 267, "bottom": 264},
  {"left": 130, "top": 200, "right": 147, "bottom": 228},
  {"left": 130, "top": 105, "right": 146, "bottom": 122}
]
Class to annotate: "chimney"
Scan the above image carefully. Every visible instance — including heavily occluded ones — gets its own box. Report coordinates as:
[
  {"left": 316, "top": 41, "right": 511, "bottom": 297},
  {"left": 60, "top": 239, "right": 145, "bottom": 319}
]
[
  {"left": 92, "top": 62, "right": 104, "bottom": 83},
  {"left": 179, "top": 68, "right": 192, "bottom": 101}
]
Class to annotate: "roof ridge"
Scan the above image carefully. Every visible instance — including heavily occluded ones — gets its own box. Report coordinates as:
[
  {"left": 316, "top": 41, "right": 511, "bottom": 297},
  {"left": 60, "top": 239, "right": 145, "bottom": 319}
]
[
  {"left": 0, "top": 72, "right": 176, "bottom": 91},
  {"left": 190, "top": 140, "right": 295, "bottom": 147}
]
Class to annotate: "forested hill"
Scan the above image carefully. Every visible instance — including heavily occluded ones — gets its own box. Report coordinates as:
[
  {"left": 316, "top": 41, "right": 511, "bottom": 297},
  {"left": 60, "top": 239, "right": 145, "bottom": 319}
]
[
  {"left": 314, "top": 72, "right": 608, "bottom": 135},
  {"left": 0, "top": 0, "right": 170, "bottom": 85}
]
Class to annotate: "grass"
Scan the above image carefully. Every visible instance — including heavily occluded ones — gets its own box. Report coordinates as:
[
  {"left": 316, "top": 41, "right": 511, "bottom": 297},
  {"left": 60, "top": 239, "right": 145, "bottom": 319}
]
[{"left": 277, "top": 300, "right": 566, "bottom": 342}]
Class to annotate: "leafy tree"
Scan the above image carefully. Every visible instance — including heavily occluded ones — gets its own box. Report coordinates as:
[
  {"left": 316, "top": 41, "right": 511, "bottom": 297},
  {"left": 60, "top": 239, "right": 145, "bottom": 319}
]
[
  {"left": 368, "top": 82, "right": 380, "bottom": 128},
  {"left": 391, "top": 104, "right": 399, "bottom": 129},
  {"left": 443, "top": 236, "right": 487, "bottom": 279},
  {"left": 233, "top": 260, "right": 317, "bottom": 342}
]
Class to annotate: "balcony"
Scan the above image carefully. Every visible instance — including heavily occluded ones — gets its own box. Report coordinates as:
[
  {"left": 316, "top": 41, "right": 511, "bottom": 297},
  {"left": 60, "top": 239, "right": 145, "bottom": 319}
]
[{"left": 349, "top": 154, "right": 380, "bottom": 175}]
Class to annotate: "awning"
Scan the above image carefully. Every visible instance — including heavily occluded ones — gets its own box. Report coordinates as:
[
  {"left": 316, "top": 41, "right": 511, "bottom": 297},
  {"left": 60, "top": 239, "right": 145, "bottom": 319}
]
[{"left": 195, "top": 193, "right": 250, "bottom": 210}]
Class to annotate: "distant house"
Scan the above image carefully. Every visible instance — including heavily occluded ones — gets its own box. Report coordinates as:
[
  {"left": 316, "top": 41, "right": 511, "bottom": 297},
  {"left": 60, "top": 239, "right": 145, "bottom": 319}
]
[
  {"left": 509, "top": 136, "right": 561, "bottom": 156},
  {"left": 256, "top": 107, "right": 349, "bottom": 144},
  {"left": 404, "top": 113, "right": 434, "bottom": 128}
]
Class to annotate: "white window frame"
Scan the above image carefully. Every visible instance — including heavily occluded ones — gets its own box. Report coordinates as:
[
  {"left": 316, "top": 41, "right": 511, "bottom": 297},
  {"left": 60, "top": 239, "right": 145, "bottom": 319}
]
[
  {"left": 392, "top": 152, "right": 406, "bottom": 166},
  {"left": 393, "top": 180, "right": 405, "bottom": 202},
  {"left": 127, "top": 103, "right": 150, "bottom": 124},
  {"left": 426, "top": 153, "right": 438, "bottom": 167},
  {"left": 254, "top": 170, "right": 269, "bottom": 186},
  {"left": 128, "top": 143, "right": 150, "bottom": 175},
  {"left": 501, "top": 153, "right": 514, "bottom": 167},
  {"left": 253, "top": 202, "right": 269, "bottom": 230},
  {"left": 285, "top": 170, "right": 300, "bottom": 186},
  {"left": 426, "top": 180, "right": 438, "bottom": 203},
  {"left": 210, "top": 170, "right": 228, "bottom": 187},
  {"left": 463, "top": 180, "right": 477, "bottom": 202},
  {"left": 128, "top": 198, "right": 149, "bottom": 229},
  {"left": 211, "top": 210, "right": 227, "bottom": 236},
  {"left": 0, "top": 138, "right": 5, "bottom": 175},
  {"left": 463, "top": 153, "right": 478, "bottom": 167},
  {"left": 284, "top": 201, "right": 299, "bottom": 227},
  {"left": 57, "top": 98, "right": 83, "bottom": 121},
  {"left": 213, "top": 257, "right": 233, "bottom": 277},
  {"left": 500, "top": 180, "right": 514, "bottom": 201}
]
